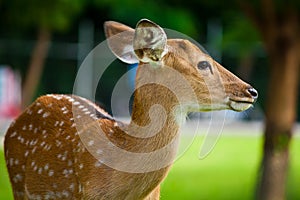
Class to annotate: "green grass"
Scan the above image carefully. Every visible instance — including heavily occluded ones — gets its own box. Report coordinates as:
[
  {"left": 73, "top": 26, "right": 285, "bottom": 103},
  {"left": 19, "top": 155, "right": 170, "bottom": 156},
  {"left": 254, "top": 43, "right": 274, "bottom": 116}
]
[
  {"left": 161, "top": 135, "right": 300, "bottom": 200},
  {"left": 0, "top": 134, "right": 299, "bottom": 199},
  {"left": 0, "top": 145, "right": 13, "bottom": 200},
  {"left": 161, "top": 135, "right": 262, "bottom": 200}
]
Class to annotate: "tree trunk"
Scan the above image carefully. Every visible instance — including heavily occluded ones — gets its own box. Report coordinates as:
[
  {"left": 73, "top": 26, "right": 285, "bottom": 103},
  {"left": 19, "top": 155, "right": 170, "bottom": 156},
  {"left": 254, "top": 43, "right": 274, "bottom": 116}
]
[
  {"left": 257, "top": 16, "right": 300, "bottom": 200},
  {"left": 21, "top": 27, "right": 51, "bottom": 109},
  {"left": 239, "top": 1, "right": 300, "bottom": 199}
]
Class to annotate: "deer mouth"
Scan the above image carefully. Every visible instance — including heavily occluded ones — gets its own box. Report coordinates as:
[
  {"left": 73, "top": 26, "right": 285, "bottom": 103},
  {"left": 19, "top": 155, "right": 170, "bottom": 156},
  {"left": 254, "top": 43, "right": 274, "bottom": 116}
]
[{"left": 229, "top": 98, "right": 254, "bottom": 112}]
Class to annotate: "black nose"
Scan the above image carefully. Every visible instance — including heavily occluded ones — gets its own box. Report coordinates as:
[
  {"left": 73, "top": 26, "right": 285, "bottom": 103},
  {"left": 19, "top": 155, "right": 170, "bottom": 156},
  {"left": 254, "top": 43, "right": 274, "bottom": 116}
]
[{"left": 247, "top": 87, "right": 258, "bottom": 99}]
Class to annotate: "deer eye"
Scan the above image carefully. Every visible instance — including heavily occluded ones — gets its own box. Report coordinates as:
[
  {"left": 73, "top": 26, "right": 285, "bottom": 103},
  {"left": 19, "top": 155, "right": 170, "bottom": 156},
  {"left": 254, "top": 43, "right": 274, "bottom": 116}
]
[
  {"left": 197, "top": 61, "right": 213, "bottom": 74},
  {"left": 197, "top": 61, "right": 210, "bottom": 70}
]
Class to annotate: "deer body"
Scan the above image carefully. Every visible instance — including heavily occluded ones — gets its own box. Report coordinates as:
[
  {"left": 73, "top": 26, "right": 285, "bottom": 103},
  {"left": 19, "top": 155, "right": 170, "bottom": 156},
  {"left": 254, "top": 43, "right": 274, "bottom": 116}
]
[
  {"left": 5, "top": 19, "right": 257, "bottom": 200},
  {"left": 5, "top": 94, "right": 166, "bottom": 199}
]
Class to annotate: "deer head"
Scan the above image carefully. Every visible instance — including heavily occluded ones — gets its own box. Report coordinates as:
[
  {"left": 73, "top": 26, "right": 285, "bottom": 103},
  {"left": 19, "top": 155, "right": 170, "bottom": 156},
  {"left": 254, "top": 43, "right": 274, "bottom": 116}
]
[{"left": 104, "top": 19, "right": 257, "bottom": 119}]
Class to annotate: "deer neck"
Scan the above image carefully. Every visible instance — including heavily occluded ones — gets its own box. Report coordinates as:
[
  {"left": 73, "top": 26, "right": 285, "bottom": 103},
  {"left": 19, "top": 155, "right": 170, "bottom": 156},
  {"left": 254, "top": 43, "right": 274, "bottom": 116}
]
[{"left": 128, "top": 64, "right": 186, "bottom": 152}]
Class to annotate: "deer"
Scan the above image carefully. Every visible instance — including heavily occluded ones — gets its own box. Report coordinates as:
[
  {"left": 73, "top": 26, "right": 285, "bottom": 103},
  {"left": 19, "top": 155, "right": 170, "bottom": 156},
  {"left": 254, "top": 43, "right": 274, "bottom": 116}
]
[{"left": 4, "top": 19, "right": 258, "bottom": 200}]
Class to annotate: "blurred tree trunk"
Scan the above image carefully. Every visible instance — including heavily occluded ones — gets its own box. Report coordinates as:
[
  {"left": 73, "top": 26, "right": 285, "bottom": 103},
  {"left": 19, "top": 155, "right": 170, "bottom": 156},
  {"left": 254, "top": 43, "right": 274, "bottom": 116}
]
[
  {"left": 261, "top": 27, "right": 300, "bottom": 200},
  {"left": 240, "top": 1, "right": 300, "bottom": 200},
  {"left": 21, "top": 27, "right": 51, "bottom": 109}
]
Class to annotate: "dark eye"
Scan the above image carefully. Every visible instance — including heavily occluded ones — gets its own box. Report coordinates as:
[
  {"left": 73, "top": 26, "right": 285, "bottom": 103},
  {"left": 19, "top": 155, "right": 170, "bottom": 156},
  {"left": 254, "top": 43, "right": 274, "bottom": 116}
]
[
  {"left": 197, "top": 61, "right": 210, "bottom": 70},
  {"left": 197, "top": 61, "right": 213, "bottom": 74}
]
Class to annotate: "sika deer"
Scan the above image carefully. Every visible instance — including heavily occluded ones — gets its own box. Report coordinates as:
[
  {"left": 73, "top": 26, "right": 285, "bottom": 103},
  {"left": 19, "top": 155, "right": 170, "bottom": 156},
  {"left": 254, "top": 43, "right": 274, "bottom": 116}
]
[{"left": 4, "top": 19, "right": 257, "bottom": 200}]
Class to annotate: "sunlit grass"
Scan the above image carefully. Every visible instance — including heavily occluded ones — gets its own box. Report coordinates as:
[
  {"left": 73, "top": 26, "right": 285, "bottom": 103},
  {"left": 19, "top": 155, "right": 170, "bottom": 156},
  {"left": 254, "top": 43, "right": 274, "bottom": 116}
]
[
  {"left": 161, "top": 135, "right": 300, "bottom": 200},
  {"left": 0, "top": 144, "right": 13, "bottom": 200},
  {"left": 0, "top": 133, "right": 299, "bottom": 199},
  {"left": 161, "top": 135, "right": 262, "bottom": 200}
]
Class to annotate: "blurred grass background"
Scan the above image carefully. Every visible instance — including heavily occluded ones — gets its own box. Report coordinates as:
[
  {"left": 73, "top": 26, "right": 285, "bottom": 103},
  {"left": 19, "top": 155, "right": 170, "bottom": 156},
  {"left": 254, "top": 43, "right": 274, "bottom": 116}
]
[{"left": 1, "top": 130, "right": 299, "bottom": 199}]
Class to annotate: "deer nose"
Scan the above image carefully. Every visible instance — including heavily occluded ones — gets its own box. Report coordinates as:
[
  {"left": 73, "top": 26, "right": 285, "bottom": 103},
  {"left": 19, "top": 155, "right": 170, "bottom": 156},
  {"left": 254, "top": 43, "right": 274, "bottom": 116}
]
[{"left": 247, "top": 87, "right": 258, "bottom": 100}]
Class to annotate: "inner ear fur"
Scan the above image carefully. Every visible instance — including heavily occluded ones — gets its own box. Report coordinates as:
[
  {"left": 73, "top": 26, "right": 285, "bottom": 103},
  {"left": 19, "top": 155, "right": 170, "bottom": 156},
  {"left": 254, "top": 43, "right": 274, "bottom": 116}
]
[{"left": 133, "top": 19, "right": 167, "bottom": 62}]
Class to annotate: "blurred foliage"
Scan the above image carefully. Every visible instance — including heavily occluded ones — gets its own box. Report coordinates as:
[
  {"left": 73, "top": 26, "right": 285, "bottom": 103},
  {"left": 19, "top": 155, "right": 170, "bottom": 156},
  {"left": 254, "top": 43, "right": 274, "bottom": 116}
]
[
  {"left": 93, "top": 0, "right": 198, "bottom": 37},
  {"left": 0, "top": 0, "right": 299, "bottom": 119},
  {"left": 1, "top": 0, "right": 85, "bottom": 31},
  {"left": 221, "top": 15, "right": 261, "bottom": 57}
]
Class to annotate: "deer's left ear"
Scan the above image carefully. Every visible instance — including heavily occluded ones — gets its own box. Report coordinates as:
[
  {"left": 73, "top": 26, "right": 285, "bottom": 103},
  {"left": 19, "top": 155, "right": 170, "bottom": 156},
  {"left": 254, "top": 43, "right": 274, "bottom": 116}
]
[{"left": 133, "top": 19, "right": 168, "bottom": 63}]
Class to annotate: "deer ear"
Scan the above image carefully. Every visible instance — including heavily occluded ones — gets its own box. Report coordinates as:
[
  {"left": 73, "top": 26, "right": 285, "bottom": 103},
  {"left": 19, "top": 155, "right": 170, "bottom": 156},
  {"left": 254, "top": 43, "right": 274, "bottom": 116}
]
[
  {"left": 104, "top": 21, "right": 139, "bottom": 64},
  {"left": 133, "top": 19, "right": 168, "bottom": 63}
]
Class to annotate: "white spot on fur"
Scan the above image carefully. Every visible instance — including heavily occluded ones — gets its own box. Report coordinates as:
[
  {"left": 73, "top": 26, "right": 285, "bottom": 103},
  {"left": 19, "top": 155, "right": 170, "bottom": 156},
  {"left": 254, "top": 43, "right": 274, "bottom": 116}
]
[
  {"left": 96, "top": 149, "right": 103, "bottom": 154},
  {"left": 48, "top": 170, "right": 54, "bottom": 176},
  {"left": 62, "top": 169, "right": 68, "bottom": 175},
  {"left": 40, "top": 141, "right": 46, "bottom": 147},
  {"left": 31, "top": 146, "right": 37, "bottom": 154},
  {"left": 44, "top": 144, "right": 52, "bottom": 151},
  {"left": 43, "top": 112, "right": 50, "bottom": 118},
  {"left": 95, "top": 161, "right": 102, "bottom": 167},
  {"left": 10, "top": 131, "right": 17, "bottom": 138},
  {"left": 69, "top": 183, "right": 75, "bottom": 191},
  {"left": 34, "top": 127, "right": 38, "bottom": 133},
  {"left": 26, "top": 109, "right": 33, "bottom": 115},
  {"left": 88, "top": 140, "right": 94, "bottom": 146},
  {"left": 62, "top": 190, "right": 69, "bottom": 198},
  {"left": 17, "top": 136, "right": 24, "bottom": 143},
  {"left": 55, "top": 140, "right": 62, "bottom": 147},
  {"left": 13, "top": 174, "right": 23, "bottom": 183},
  {"left": 73, "top": 101, "right": 80, "bottom": 105}
]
